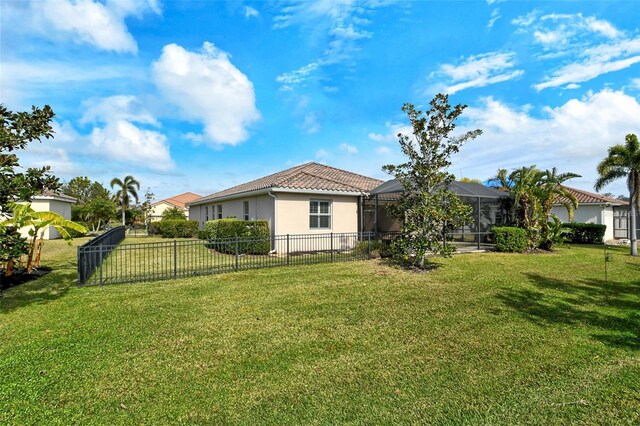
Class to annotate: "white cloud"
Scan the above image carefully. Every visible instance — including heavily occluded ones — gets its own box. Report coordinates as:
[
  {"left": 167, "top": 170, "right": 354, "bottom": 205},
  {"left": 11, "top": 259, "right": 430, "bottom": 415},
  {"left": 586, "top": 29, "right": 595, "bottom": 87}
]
[
  {"left": 152, "top": 42, "right": 260, "bottom": 146},
  {"left": 90, "top": 120, "right": 174, "bottom": 171},
  {"left": 81, "top": 95, "right": 159, "bottom": 126},
  {"left": 565, "top": 83, "right": 581, "bottom": 90},
  {"left": 33, "top": 0, "right": 160, "bottom": 53},
  {"left": 632, "top": 78, "right": 640, "bottom": 89},
  {"left": 513, "top": 12, "right": 639, "bottom": 90},
  {"left": 273, "top": 1, "right": 394, "bottom": 89},
  {"left": 302, "top": 112, "right": 321, "bottom": 134},
  {"left": 315, "top": 149, "right": 329, "bottom": 159},
  {"left": 276, "top": 63, "right": 320, "bottom": 89},
  {"left": 431, "top": 51, "right": 524, "bottom": 94},
  {"left": 245, "top": 6, "right": 259, "bottom": 18},
  {"left": 339, "top": 143, "right": 358, "bottom": 155},
  {"left": 368, "top": 122, "right": 412, "bottom": 143},
  {"left": 487, "top": 8, "right": 501, "bottom": 29},
  {"left": 454, "top": 89, "right": 640, "bottom": 193},
  {"left": 375, "top": 146, "right": 392, "bottom": 156}
]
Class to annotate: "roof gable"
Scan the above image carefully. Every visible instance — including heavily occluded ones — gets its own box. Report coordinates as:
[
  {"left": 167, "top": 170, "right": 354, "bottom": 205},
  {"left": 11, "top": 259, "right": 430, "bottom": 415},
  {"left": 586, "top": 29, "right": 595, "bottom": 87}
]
[
  {"left": 191, "top": 162, "right": 383, "bottom": 205},
  {"left": 153, "top": 192, "right": 202, "bottom": 209},
  {"left": 557, "top": 186, "right": 628, "bottom": 206}
]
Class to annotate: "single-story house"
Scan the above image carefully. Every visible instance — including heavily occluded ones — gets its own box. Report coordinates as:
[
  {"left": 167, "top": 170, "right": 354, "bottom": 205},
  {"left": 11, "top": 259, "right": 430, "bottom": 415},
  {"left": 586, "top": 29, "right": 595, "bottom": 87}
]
[
  {"left": 552, "top": 186, "right": 630, "bottom": 241},
  {"left": 188, "top": 162, "right": 383, "bottom": 238},
  {"left": 18, "top": 191, "right": 77, "bottom": 240},
  {"left": 149, "top": 192, "right": 201, "bottom": 222}
]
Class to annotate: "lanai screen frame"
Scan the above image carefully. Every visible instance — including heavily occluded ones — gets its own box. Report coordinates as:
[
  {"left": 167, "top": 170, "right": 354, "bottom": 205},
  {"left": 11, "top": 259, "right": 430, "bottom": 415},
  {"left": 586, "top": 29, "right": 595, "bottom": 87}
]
[{"left": 366, "top": 180, "right": 512, "bottom": 249}]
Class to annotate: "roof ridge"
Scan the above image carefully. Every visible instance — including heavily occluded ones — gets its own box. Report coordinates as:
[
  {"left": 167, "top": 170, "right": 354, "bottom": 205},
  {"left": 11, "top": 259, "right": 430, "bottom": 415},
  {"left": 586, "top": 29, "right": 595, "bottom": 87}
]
[
  {"left": 307, "top": 162, "right": 384, "bottom": 183},
  {"left": 282, "top": 170, "right": 364, "bottom": 192}
]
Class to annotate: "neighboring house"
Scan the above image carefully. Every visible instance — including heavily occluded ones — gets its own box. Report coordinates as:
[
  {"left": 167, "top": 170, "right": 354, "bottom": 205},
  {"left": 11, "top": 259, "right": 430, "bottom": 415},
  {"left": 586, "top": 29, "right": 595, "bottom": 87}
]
[
  {"left": 552, "top": 186, "right": 629, "bottom": 241},
  {"left": 188, "top": 162, "right": 383, "bottom": 238},
  {"left": 149, "top": 192, "right": 201, "bottom": 222},
  {"left": 18, "top": 191, "right": 77, "bottom": 240}
]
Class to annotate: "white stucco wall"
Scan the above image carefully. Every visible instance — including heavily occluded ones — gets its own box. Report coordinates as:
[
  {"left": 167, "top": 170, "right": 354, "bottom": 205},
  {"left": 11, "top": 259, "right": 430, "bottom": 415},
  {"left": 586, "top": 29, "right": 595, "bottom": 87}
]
[
  {"left": 552, "top": 204, "right": 615, "bottom": 241},
  {"left": 150, "top": 202, "right": 189, "bottom": 221}
]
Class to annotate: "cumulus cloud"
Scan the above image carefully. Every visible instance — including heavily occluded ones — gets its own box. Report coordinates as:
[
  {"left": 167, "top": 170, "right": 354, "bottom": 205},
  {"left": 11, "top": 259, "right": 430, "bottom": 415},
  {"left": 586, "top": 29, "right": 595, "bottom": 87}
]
[
  {"left": 90, "top": 121, "right": 174, "bottom": 171},
  {"left": 81, "top": 95, "right": 159, "bottom": 126},
  {"left": 245, "top": 6, "right": 259, "bottom": 18},
  {"left": 454, "top": 89, "right": 640, "bottom": 192},
  {"left": 430, "top": 51, "right": 524, "bottom": 94},
  {"left": 31, "top": 0, "right": 160, "bottom": 53},
  {"left": 152, "top": 42, "right": 260, "bottom": 146}
]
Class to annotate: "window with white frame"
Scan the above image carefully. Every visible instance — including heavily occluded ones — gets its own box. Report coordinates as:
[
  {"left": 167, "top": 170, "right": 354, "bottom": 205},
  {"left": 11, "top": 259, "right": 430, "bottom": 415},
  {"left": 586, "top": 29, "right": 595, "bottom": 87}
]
[
  {"left": 309, "top": 200, "right": 331, "bottom": 229},
  {"left": 217, "top": 205, "right": 222, "bottom": 219},
  {"left": 243, "top": 201, "right": 250, "bottom": 221}
]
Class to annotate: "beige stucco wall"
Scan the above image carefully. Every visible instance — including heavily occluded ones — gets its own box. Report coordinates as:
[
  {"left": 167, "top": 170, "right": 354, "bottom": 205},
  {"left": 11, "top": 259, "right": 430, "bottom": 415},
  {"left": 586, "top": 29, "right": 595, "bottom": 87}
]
[
  {"left": 552, "top": 204, "right": 615, "bottom": 241},
  {"left": 150, "top": 201, "right": 188, "bottom": 221},
  {"left": 18, "top": 198, "right": 73, "bottom": 240},
  {"left": 275, "top": 193, "right": 358, "bottom": 235},
  {"left": 190, "top": 195, "right": 276, "bottom": 234}
]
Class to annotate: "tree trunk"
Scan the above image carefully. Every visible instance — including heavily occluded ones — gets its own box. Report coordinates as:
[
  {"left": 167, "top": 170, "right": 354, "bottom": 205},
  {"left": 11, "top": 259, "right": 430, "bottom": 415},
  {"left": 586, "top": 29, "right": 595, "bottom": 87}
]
[
  {"left": 122, "top": 209, "right": 126, "bottom": 226},
  {"left": 630, "top": 185, "right": 637, "bottom": 256},
  {"left": 26, "top": 233, "right": 38, "bottom": 273}
]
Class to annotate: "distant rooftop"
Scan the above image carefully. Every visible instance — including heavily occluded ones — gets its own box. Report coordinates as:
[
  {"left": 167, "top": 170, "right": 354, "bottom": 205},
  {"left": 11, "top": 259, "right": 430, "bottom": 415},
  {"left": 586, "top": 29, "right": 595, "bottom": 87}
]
[
  {"left": 558, "top": 186, "right": 628, "bottom": 206},
  {"left": 369, "top": 179, "right": 509, "bottom": 199},
  {"left": 153, "top": 192, "right": 202, "bottom": 209}
]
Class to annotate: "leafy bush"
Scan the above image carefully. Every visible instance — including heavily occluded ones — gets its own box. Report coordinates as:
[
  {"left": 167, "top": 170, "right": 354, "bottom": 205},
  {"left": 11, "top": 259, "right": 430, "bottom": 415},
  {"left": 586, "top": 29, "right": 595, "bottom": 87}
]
[
  {"left": 202, "top": 218, "right": 270, "bottom": 254},
  {"left": 492, "top": 226, "right": 528, "bottom": 253},
  {"left": 156, "top": 220, "right": 199, "bottom": 238},
  {"left": 148, "top": 221, "right": 161, "bottom": 235},
  {"left": 562, "top": 223, "right": 606, "bottom": 245},
  {"left": 161, "top": 206, "right": 186, "bottom": 220},
  {"left": 353, "top": 239, "right": 392, "bottom": 258}
]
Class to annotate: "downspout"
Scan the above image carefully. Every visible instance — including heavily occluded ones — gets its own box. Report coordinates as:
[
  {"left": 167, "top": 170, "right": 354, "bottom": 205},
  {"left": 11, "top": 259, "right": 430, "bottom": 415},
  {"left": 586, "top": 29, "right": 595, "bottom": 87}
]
[{"left": 268, "top": 191, "right": 278, "bottom": 237}]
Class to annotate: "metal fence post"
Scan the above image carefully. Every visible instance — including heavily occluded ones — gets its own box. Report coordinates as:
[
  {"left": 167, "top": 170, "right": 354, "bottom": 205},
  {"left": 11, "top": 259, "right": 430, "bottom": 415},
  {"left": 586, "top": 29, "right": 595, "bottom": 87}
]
[
  {"left": 330, "top": 232, "right": 334, "bottom": 262},
  {"left": 174, "top": 239, "right": 177, "bottom": 279},
  {"left": 77, "top": 246, "right": 82, "bottom": 286},
  {"left": 286, "top": 234, "right": 290, "bottom": 266},
  {"left": 99, "top": 245, "right": 104, "bottom": 286},
  {"left": 235, "top": 236, "right": 239, "bottom": 271}
]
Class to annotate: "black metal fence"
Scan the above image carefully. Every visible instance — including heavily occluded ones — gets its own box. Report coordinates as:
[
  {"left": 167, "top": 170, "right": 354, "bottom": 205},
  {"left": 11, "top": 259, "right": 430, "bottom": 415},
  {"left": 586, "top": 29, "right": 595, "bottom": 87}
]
[
  {"left": 78, "top": 232, "right": 377, "bottom": 286},
  {"left": 77, "top": 226, "right": 126, "bottom": 284}
]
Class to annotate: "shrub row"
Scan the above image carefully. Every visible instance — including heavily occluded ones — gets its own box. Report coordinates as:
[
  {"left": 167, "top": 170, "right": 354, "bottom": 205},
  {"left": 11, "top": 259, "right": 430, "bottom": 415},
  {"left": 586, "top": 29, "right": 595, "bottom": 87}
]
[
  {"left": 201, "top": 218, "right": 270, "bottom": 254},
  {"left": 562, "top": 223, "right": 606, "bottom": 245},
  {"left": 150, "top": 219, "right": 199, "bottom": 238},
  {"left": 492, "top": 226, "right": 528, "bottom": 253}
]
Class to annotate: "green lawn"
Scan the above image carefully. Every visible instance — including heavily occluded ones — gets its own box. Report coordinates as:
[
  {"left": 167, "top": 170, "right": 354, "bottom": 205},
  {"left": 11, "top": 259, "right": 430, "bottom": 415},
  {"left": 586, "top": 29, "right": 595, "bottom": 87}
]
[{"left": 1, "top": 239, "right": 639, "bottom": 424}]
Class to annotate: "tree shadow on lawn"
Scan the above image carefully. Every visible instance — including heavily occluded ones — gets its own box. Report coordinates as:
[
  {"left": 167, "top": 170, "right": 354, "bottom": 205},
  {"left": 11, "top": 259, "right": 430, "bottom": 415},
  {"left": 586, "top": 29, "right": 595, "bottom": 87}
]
[
  {"left": 497, "top": 273, "right": 640, "bottom": 350},
  {"left": 0, "top": 261, "right": 75, "bottom": 314}
]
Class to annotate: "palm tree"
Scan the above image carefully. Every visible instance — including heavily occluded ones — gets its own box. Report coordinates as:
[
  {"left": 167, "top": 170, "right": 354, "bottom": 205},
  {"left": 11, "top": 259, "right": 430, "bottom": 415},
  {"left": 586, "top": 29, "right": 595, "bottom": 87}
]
[
  {"left": 537, "top": 167, "right": 580, "bottom": 250},
  {"left": 487, "top": 168, "right": 513, "bottom": 191},
  {"left": 595, "top": 134, "right": 640, "bottom": 256},
  {"left": 110, "top": 175, "right": 140, "bottom": 226}
]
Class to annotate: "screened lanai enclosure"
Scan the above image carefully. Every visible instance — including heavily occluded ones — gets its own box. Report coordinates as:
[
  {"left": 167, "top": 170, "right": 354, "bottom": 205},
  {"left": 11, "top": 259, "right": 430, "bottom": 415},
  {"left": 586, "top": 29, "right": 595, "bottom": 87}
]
[{"left": 361, "top": 180, "right": 512, "bottom": 250}]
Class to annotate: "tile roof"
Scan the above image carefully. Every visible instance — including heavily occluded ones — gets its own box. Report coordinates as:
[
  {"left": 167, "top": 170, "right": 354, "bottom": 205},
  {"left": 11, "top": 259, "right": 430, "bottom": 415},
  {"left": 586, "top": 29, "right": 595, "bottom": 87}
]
[
  {"left": 558, "top": 186, "right": 628, "bottom": 206},
  {"left": 154, "top": 192, "right": 202, "bottom": 209},
  {"left": 191, "top": 162, "right": 383, "bottom": 205},
  {"left": 37, "top": 190, "right": 77, "bottom": 203}
]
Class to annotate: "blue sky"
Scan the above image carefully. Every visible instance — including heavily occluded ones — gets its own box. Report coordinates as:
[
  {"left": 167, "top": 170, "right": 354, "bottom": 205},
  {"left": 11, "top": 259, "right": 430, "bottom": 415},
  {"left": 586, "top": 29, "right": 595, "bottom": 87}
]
[{"left": 3, "top": 0, "right": 640, "bottom": 200}]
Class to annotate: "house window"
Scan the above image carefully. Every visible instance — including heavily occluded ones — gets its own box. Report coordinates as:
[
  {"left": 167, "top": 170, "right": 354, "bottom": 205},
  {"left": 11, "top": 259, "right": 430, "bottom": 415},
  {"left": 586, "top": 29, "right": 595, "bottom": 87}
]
[
  {"left": 243, "top": 201, "right": 250, "bottom": 221},
  {"left": 310, "top": 200, "right": 331, "bottom": 229},
  {"left": 217, "top": 205, "right": 222, "bottom": 219},
  {"left": 205, "top": 206, "right": 209, "bottom": 221}
]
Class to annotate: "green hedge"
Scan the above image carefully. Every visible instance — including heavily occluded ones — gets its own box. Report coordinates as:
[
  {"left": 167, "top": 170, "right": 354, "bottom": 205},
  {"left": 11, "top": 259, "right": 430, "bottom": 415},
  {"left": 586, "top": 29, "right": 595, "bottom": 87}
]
[
  {"left": 562, "top": 223, "right": 606, "bottom": 245},
  {"left": 492, "top": 226, "right": 528, "bottom": 253},
  {"left": 155, "top": 220, "right": 199, "bottom": 238},
  {"left": 201, "top": 218, "right": 270, "bottom": 254}
]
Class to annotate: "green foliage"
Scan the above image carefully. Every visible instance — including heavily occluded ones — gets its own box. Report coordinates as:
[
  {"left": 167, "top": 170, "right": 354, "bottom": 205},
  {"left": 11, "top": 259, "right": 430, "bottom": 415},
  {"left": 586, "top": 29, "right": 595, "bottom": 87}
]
[
  {"left": 61, "top": 177, "right": 110, "bottom": 205},
  {"left": 506, "top": 165, "right": 580, "bottom": 250},
  {"left": 156, "top": 220, "right": 199, "bottom": 238},
  {"left": 595, "top": 133, "right": 640, "bottom": 256},
  {"left": 162, "top": 206, "right": 187, "bottom": 220},
  {"left": 110, "top": 175, "right": 140, "bottom": 226},
  {"left": 0, "top": 104, "right": 61, "bottom": 210},
  {"left": 67, "top": 221, "right": 88, "bottom": 238},
  {"left": 492, "top": 226, "right": 528, "bottom": 253},
  {"left": 382, "top": 94, "right": 481, "bottom": 268},
  {"left": 0, "top": 226, "right": 30, "bottom": 274},
  {"left": 202, "top": 218, "right": 270, "bottom": 254},
  {"left": 148, "top": 221, "right": 161, "bottom": 235},
  {"left": 353, "top": 239, "right": 392, "bottom": 258},
  {"left": 563, "top": 223, "right": 606, "bottom": 245},
  {"left": 539, "top": 216, "right": 572, "bottom": 251}
]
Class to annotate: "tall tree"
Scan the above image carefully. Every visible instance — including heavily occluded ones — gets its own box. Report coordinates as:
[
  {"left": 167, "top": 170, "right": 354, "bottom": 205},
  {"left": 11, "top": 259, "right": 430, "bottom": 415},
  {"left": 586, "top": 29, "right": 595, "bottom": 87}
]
[
  {"left": 595, "top": 133, "right": 640, "bottom": 256},
  {"left": 383, "top": 94, "right": 482, "bottom": 268},
  {"left": 537, "top": 167, "right": 580, "bottom": 250},
  {"left": 0, "top": 105, "right": 60, "bottom": 211},
  {"left": 110, "top": 175, "right": 140, "bottom": 226}
]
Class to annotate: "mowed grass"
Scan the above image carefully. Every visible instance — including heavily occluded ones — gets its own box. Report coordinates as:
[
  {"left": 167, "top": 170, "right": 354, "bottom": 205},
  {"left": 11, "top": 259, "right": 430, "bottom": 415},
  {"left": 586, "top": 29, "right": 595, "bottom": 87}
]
[{"left": 1, "top": 239, "right": 639, "bottom": 425}]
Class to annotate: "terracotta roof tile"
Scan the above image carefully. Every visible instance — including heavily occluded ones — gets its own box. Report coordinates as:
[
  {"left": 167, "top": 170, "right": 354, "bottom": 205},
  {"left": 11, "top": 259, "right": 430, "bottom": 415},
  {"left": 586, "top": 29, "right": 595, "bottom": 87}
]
[
  {"left": 557, "top": 186, "right": 628, "bottom": 206},
  {"left": 191, "top": 162, "right": 383, "bottom": 205},
  {"left": 154, "top": 192, "right": 202, "bottom": 209}
]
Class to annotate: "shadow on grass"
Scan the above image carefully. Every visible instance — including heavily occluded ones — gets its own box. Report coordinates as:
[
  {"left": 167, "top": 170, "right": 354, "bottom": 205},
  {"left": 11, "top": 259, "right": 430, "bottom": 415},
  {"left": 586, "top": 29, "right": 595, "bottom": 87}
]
[
  {"left": 0, "top": 262, "right": 76, "bottom": 315},
  {"left": 497, "top": 273, "right": 640, "bottom": 350}
]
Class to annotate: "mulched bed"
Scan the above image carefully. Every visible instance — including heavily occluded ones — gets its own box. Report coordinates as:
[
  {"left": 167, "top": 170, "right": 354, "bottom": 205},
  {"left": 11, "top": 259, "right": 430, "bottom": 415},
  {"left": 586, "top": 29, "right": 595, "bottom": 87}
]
[{"left": 0, "top": 267, "right": 52, "bottom": 291}]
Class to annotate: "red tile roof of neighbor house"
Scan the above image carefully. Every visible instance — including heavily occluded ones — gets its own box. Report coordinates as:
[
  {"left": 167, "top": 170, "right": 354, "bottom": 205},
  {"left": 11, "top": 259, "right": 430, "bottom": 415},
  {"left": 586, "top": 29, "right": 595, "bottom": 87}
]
[
  {"left": 558, "top": 186, "right": 628, "bottom": 206},
  {"left": 153, "top": 192, "right": 202, "bottom": 209},
  {"left": 191, "top": 162, "right": 384, "bottom": 205}
]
